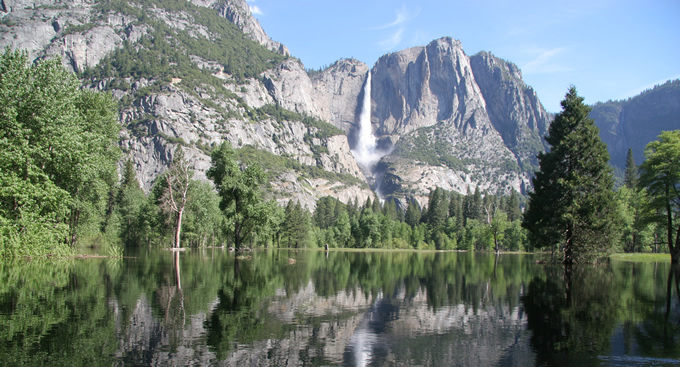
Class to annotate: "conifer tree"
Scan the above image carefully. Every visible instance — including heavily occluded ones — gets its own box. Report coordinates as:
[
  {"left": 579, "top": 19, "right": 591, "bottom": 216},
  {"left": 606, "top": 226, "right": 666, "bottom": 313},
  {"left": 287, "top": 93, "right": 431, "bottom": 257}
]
[
  {"left": 404, "top": 199, "right": 421, "bottom": 228},
  {"left": 117, "top": 159, "right": 146, "bottom": 244},
  {"left": 426, "top": 187, "right": 448, "bottom": 229},
  {"left": 624, "top": 148, "right": 638, "bottom": 189},
  {"left": 523, "top": 87, "right": 618, "bottom": 264},
  {"left": 505, "top": 189, "right": 522, "bottom": 222},
  {"left": 284, "top": 200, "right": 310, "bottom": 248}
]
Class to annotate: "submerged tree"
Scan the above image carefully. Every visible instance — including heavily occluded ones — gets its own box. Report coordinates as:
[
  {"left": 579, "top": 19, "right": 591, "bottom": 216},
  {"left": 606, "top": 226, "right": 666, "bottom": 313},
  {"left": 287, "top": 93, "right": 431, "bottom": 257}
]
[
  {"left": 638, "top": 130, "right": 680, "bottom": 263},
  {"left": 161, "top": 145, "right": 192, "bottom": 248},
  {"left": 523, "top": 87, "right": 618, "bottom": 264},
  {"left": 207, "top": 142, "right": 274, "bottom": 249}
]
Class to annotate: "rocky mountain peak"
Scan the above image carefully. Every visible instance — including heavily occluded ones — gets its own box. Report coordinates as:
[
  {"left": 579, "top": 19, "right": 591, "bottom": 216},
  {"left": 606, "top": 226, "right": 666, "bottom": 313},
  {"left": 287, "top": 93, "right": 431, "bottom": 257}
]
[
  {"left": 214, "top": 0, "right": 289, "bottom": 55},
  {"left": 371, "top": 36, "right": 487, "bottom": 138}
]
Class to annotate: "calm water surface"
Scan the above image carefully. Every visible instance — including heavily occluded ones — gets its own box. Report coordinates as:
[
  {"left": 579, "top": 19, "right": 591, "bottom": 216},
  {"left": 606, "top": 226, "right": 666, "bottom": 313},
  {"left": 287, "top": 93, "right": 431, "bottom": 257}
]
[{"left": 0, "top": 249, "right": 678, "bottom": 366}]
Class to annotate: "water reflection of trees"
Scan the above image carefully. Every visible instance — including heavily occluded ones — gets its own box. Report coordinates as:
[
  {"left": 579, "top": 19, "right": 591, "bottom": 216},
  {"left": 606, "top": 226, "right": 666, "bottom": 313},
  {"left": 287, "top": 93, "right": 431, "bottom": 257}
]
[
  {"left": 523, "top": 265, "right": 619, "bottom": 365},
  {"left": 524, "top": 263, "right": 680, "bottom": 366},
  {"left": 2, "top": 252, "right": 679, "bottom": 365}
]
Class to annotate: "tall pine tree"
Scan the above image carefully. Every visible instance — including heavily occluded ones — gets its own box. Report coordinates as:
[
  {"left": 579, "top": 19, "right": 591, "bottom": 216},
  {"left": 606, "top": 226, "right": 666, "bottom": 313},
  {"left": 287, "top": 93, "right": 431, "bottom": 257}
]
[
  {"left": 523, "top": 87, "right": 618, "bottom": 264},
  {"left": 624, "top": 148, "right": 638, "bottom": 189}
]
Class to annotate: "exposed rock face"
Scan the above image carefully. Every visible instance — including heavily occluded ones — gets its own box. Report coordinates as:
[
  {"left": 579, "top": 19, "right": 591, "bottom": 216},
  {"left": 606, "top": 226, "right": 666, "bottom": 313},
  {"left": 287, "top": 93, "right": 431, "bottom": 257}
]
[
  {"left": 590, "top": 79, "right": 680, "bottom": 170},
  {"left": 262, "top": 58, "right": 325, "bottom": 117},
  {"left": 0, "top": 0, "right": 373, "bottom": 209},
  {"left": 310, "top": 59, "right": 370, "bottom": 134},
  {"left": 0, "top": 0, "right": 98, "bottom": 71},
  {"left": 113, "top": 79, "right": 370, "bottom": 208},
  {"left": 3, "top": 0, "right": 679, "bottom": 212},
  {"left": 0, "top": 1, "right": 557, "bottom": 210},
  {"left": 470, "top": 51, "right": 551, "bottom": 169},
  {"left": 368, "top": 38, "right": 546, "bottom": 202},
  {"left": 262, "top": 57, "right": 370, "bottom": 137},
  {"left": 372, "top": 38, "right": 486, "bottom": 135}
]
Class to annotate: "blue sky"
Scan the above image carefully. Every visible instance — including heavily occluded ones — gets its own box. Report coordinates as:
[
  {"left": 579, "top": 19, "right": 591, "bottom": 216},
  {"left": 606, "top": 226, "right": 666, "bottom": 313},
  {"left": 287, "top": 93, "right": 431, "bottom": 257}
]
[{"left": 247, "top": 0, "right": 679, "bottom": 112}]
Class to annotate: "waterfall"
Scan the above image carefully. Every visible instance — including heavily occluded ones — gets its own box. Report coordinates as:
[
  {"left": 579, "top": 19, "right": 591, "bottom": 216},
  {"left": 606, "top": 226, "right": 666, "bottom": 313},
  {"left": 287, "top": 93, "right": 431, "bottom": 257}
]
[{"left": 352, "top": 71, "right": 381, "bottom": 170}]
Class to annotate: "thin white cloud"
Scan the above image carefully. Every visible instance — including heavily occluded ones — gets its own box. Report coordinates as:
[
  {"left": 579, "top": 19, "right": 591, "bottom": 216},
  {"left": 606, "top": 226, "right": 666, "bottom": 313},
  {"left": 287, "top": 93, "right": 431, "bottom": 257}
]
[
  {"left": 374, "top": 6, "right": 419, "bottom": 51},
  {"left": 522, "top": 47, "right": 571, "bottom": 74},
  {"left": 373, "top": 6, "right": 411, "bottom": 30},
  {"left": 249, "top": 5, "right": 263, "bottom": 15},
  {"left": 379, "top": 27, "right": 405, "bottom": 50}
]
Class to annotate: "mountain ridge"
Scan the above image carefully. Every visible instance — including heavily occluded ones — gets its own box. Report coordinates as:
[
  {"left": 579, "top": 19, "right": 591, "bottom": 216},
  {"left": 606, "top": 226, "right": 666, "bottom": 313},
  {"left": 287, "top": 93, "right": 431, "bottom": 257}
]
[{"left": 1, "top": 0, "right": 676, "bottom": 209}]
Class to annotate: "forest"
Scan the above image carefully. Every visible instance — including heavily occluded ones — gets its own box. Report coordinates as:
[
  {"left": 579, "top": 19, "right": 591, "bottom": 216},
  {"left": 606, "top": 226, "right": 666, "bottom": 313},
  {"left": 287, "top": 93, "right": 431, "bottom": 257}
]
[{"left": 0, "top": 48, "right": 679, "bottom": 263}]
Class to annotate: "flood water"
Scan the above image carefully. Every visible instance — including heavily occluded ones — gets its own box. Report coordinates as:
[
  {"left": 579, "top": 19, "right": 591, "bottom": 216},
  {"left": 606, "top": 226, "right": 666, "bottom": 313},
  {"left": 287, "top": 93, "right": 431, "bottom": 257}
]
[{"left": 0, "top": 249, "right": 678, "bottom": 366}]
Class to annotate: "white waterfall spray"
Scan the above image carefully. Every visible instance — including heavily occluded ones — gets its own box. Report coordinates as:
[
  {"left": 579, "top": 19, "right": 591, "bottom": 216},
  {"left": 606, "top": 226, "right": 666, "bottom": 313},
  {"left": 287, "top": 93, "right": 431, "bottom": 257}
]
[{"left": 352, "top": 71, "right": 383, "bottom": 171}]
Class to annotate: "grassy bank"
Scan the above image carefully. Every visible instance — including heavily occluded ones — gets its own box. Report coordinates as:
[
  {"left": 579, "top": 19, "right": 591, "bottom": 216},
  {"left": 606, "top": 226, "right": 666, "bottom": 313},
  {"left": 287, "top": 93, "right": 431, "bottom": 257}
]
[{"left": 609, "top": 253, "right": 671, "bottom": 263}]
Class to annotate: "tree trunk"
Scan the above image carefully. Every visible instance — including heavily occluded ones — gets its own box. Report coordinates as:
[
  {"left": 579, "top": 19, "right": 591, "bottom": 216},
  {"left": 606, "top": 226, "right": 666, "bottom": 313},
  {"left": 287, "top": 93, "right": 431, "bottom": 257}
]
[
  {"left": 563, "top": 225, "right": 574, "bottom": 265},
  {"left": 174, "top": 209, "right": 184, "bottom": 248},
  {"left": 234, "top": 222, "right": 242, "bottom": 249},
  {"left": 666, "top": 191, "right": 673, "bottom": 259},
  {"left": 671, "top": 225, "right": 680, "bottom": 264}
]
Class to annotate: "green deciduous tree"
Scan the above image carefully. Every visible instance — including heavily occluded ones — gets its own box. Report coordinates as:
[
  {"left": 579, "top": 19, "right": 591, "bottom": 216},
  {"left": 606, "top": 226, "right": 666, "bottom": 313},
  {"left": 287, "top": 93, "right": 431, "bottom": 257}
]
[
  {"left": 523, "top": 87, "right": 618, "bottom": 264},
  {"left": 0, "top": 48, "right": 119, "bottom": 257},
  {"left": 182, "top": 180, "right": 223, "bottom": 247},
  {"left": 207, "top": 142, "right": 273, "bottom": 249},
  {"left": 638, "top": 130, "right": 680, "bottom": 263}
]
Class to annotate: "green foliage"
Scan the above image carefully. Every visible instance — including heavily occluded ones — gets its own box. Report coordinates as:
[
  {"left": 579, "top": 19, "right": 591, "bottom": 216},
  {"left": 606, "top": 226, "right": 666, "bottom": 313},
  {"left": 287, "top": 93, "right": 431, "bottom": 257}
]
[
  {"left": 208, "top": 143, "right": 276, "bottom": 248},
  {"left": 638, "top": 130, "right": 680, "bottom": 262},
  {"left": 523, "top": 87, "right": 618, "bottom": 264},
  {"left": 0, "top": 49, "right": 120, "bottom": 258},
  {"left": 181, "top": 181, "right": 223, "bottom": 247},
  {"left": 114, "top": 159, "right": 146, "bottom": 244},
  {"left": 614, "top": 186, "right": 663, "bottom": 254},
  {"left": 62, "top": 22, "right": 96, "bottom": 36},
  {"left": 283, "top": 200, "right": 311, "bottom": 248}
]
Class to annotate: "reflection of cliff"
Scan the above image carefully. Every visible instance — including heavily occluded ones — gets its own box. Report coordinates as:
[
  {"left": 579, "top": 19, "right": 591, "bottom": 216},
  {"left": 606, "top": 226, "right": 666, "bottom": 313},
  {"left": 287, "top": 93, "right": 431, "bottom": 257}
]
[
  {"left": 343, "top": 287, "right": 534, "bottom": 367},
  {"left": 112, "top": 295, "right": 219, "bottom": 365},
  {"left": 111, "top": 280, "right": 534, "bottom": 366}
]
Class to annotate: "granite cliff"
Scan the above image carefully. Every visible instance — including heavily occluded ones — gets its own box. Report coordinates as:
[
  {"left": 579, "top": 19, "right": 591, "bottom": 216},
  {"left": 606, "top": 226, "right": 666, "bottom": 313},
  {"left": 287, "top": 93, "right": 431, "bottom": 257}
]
[
  {"left": 590, "top": 79, "right": 680, "bottom": 172},
  {"left": 365, "top": 38, "right": 551, "bottom": 205},
  {"left": 0, "top": 0, "right": 375, "bottom": 209},
  {"left": 8, "top": 0, "right": 659, "bottom": 210}
]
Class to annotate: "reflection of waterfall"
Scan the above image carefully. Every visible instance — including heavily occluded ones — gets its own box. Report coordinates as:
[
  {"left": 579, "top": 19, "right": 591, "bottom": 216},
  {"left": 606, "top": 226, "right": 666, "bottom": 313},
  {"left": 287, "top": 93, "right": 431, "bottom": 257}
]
[
  {"left": 352, "top": 71, "right": 385, "bottom": 172},
  {"left": 347, "top": 291, "right": 383, "bottom": 367}
]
